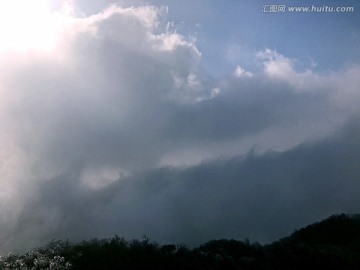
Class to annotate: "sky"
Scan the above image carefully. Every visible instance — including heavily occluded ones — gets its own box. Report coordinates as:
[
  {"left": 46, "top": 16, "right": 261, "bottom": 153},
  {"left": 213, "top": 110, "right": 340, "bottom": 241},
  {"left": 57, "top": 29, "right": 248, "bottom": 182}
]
[{"left": 0, "top": 0, "right": 360, "bottom": 254}]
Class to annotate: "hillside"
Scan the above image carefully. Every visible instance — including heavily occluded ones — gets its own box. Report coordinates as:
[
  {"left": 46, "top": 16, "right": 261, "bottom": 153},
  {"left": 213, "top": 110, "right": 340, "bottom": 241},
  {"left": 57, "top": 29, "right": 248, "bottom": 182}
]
[
  {"left": 267, "top": 214, "right": 360, "bottom": 270},
  {"left": 1, "top": 214, "right": 360, "bottom": 270}
]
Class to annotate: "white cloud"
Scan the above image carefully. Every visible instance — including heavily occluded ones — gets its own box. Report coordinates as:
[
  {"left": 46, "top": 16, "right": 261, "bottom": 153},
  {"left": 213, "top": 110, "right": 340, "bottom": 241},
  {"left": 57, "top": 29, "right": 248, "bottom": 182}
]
[
  {"left": 233, "top": 65, "right": 254, "bottom": 78},
  {"left": 255, "top": 49, "right": 360, "bottom": 114},
  {"left": 256, "top": 48, "right": 324, "bottom": 91},
  {"left": 80, "top": 166, "right": 128, "bottom": 190},
  {"left": 257, "top": 48, "right": 294, "bottom": 78}
]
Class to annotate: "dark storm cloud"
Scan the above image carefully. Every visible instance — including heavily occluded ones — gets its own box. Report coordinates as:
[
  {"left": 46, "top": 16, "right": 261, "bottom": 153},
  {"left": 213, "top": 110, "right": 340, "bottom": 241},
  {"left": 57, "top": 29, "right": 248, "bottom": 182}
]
[
  {"left": 163, "top": 78, "right": 331, "bottom": 143},
  {"left": 8, "top": 118, "right": 360, "bottom": 252}
]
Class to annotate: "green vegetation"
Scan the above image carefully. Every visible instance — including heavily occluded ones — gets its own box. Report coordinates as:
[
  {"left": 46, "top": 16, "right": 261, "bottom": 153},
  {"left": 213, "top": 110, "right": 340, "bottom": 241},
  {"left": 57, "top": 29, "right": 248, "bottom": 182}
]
[{"left": 1, "top": 214, "right": 360, "bottom": 269}]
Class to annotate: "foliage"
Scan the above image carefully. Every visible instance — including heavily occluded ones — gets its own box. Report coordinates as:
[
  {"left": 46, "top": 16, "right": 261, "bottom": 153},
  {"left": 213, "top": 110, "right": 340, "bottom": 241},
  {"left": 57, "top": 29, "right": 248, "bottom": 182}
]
[
  {"left": 1, "top": 214, "right": 360, "bottom": 270},
  {"left": 0, "top": 240, "right": 71, "bottom": 270}
]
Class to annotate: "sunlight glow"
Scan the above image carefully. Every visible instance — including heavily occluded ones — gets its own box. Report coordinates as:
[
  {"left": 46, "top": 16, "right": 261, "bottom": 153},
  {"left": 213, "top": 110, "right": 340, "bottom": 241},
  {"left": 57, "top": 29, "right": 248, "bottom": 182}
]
[{"left": 0, "top": 0, "right": 67, "bottom": 51}]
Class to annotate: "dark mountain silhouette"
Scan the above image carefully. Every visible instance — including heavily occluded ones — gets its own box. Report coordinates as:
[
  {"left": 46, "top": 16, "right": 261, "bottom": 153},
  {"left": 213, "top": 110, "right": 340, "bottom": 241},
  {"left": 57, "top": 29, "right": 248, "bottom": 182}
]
[
  {"left": 1, "top": 214, "right": 360, "bottom": 269},
  {"left": 284, "top": 213, "right": 360, "bottom": 246},
  {"left": 267, "top": 213, "right": 360, "bottom": 270}
]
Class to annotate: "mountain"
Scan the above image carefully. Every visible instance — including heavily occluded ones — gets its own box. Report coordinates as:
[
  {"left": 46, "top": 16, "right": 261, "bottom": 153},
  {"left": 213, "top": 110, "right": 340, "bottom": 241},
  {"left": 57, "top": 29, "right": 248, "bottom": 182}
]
[
  {"left": 284, "top": 213, "right": 360, "bottom": 246},
  {"left": 267, "top": 214, "right": 360, "bottom": 270}
]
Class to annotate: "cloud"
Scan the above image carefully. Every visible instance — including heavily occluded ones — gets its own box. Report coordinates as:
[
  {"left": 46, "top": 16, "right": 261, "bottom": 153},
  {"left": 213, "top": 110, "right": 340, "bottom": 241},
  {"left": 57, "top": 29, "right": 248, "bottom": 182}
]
[
  {"left": 0, "top": 3, "right": 205, "bottom": 251},
  {"left": 0, "top": 2, "right": 360, "bottom": 254},
  {"left": 233, "top": 65, "right": 254, "bottom": 78},
  {"left": 8, "top": 118, "right": 360, "bottom": 250},
  {"left": 256, "top": 48, "right": 324, "bottom": 90}
]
